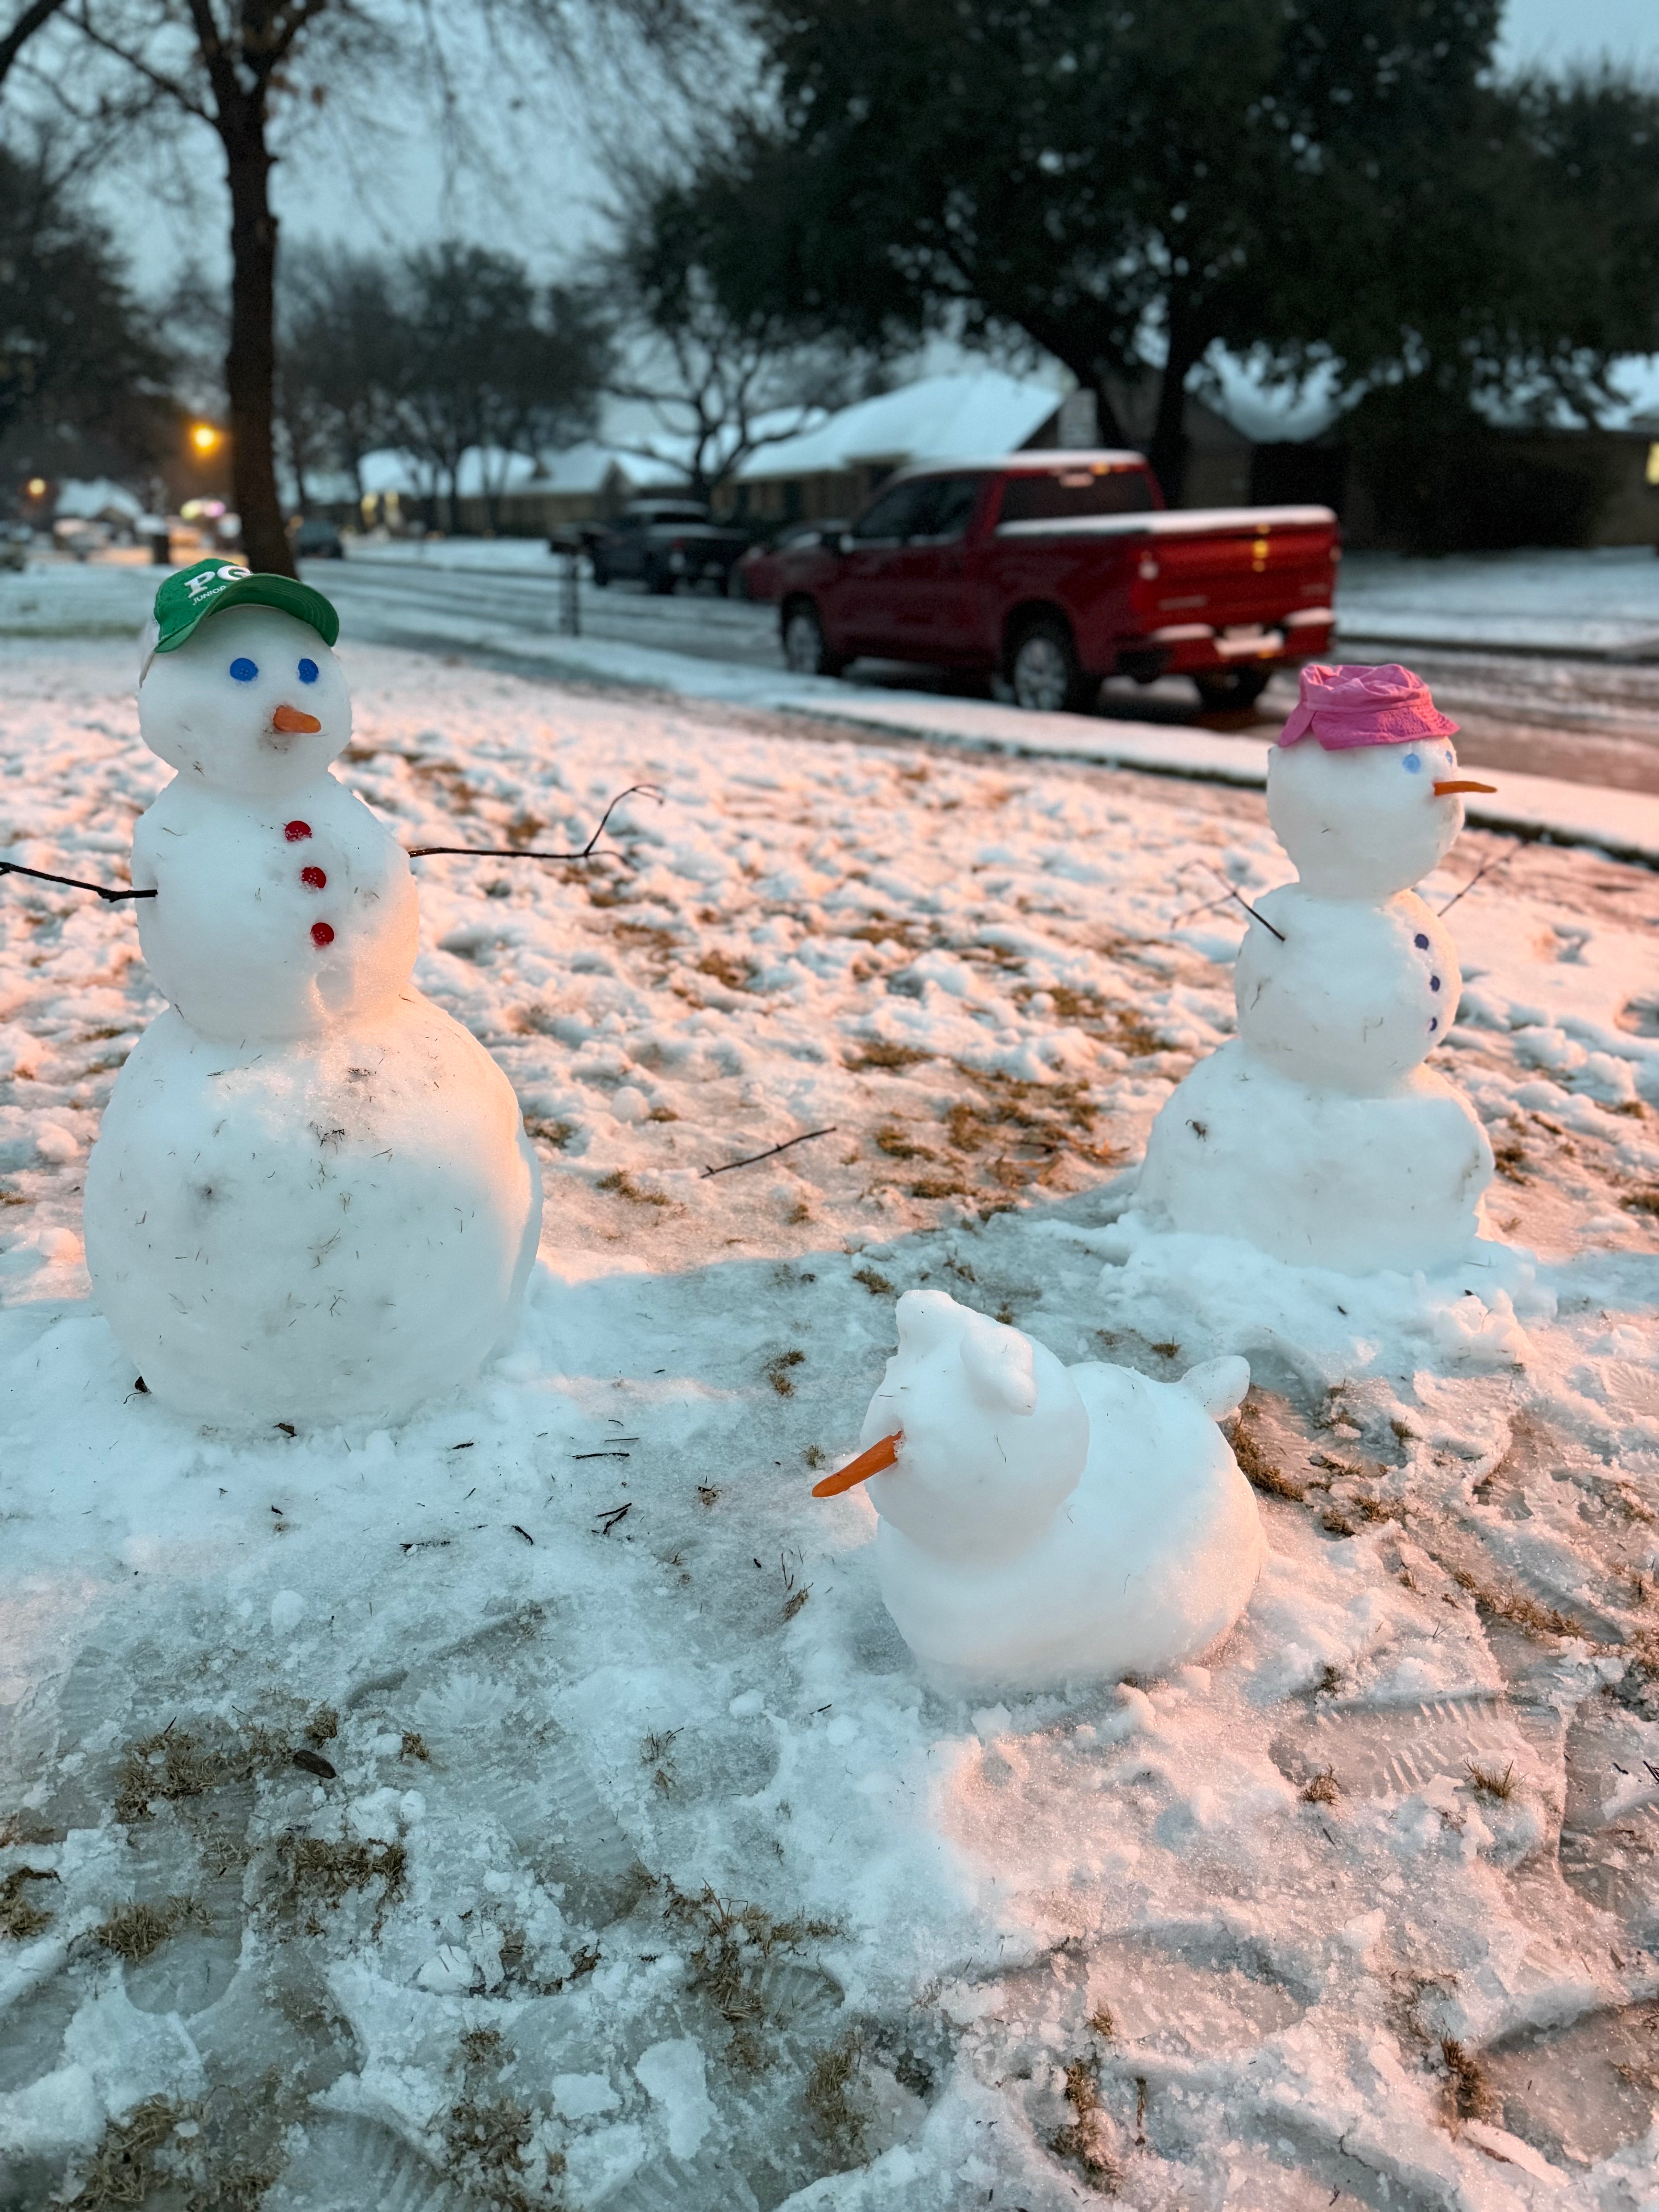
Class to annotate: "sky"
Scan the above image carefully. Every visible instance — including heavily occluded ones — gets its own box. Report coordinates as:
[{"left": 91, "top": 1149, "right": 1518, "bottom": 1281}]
[{"left": 84, "top": 0, "right": 1656, "bottom": 301}]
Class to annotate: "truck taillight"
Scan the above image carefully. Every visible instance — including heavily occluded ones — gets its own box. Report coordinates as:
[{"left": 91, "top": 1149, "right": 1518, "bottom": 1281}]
[{"left": 670, "top": 538, "right": 685, "bottom": 552}]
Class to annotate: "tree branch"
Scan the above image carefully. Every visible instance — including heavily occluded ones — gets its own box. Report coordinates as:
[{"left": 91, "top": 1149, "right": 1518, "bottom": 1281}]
[
  {"left": 65, "top": 6, "right": 214, "bottom": 120},
  {"left": 0, "top": 0, "right": 71, "bottom": 88}
]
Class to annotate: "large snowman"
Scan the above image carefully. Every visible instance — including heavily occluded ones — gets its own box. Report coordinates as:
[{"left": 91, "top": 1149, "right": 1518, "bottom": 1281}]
[
  {"left": 83, "top": 560, "right": 542, "bottom": 1426},
  {"left": 1133, "top": 663, "right": 1497, "bottom": 1274}
]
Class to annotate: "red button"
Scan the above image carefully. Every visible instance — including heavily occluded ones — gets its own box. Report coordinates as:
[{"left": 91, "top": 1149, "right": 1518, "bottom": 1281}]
[
  {"left": 301, "top": 866, "right": 326, "bottom": 889},
  {"left": 311, "top": 922, "right": 335, "bottom": 947},
  {"left": 285, "top": 820, "right": 312, "bottom": 842}
]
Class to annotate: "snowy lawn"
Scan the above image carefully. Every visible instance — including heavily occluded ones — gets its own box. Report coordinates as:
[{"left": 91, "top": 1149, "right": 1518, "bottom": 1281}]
[{"left": 3, "top": 637, "right": 1659, "bottom": 2210}]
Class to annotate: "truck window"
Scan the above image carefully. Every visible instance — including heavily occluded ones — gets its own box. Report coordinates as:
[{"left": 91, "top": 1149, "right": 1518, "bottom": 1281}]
[
  {"left": 998, "top": 467, "right": 1155, "bottom": 523},
  {"left": 910, "top": 474, "right": 984, "bottom": 541},
  {"left": 850, "top": 480, "right": 929, "bottom": 542}
]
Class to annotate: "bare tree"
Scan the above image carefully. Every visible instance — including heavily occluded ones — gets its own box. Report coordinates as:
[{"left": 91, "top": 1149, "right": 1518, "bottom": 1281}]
[
  {"left": 0, "top": 0, "right": 721, "bottom": 571},
  {"left": 601, "top": 164, "right": 879, "bottom": 505},
  {"left": 390, "top": 240, "right": 608, "bottom": 532}
]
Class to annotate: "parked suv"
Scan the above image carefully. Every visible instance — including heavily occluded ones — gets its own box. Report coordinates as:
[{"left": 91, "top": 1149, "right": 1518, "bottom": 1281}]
[
  {"left": 586, "top": 501, "right": 749, "bottom": 594},
  {"left": 769, "top": 453, "right": 1338, "bottom": 713}
]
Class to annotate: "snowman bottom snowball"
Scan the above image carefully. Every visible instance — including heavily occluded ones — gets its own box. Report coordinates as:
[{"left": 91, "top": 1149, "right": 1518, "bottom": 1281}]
[{"left": 85, "top": 994, "right": 542, "bottom": 1426}]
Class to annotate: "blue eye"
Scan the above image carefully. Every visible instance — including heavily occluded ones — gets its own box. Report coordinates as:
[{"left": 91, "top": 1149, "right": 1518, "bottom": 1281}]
[
  {"left": 229, "top": 658, "right": 258, "bottom": 683},
  {"left": 1402, "top": 752, "right": 1422, "bottom": 773},
  {"left": 297, "top": 658, "right": 319, "bottom": 684}
]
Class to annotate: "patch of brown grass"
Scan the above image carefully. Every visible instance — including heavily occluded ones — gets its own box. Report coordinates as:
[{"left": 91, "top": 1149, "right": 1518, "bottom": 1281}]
[
  {"left": 113, "top": 1725, "right": 280, "bottom": 1825},
  {"left": 874, "top": 1123, "right": 934, "bottom": 1161},
  {"left": 65, "top": 2096, "right": 182, "bottom": 2208},
  {"left": 524, "top": 1116, "right": 576, "bottom": 1150},
  {"left": 1, "top": 1863, "right": 57, "bottom": 1940},
  {"left": 853, "top": 1266, "right": 893, "bottom": 1295},
  {"left": 1441, "top": 2037, "right": 1497, "bottom": 2124},
  {"left": 1622, "top": 1188, "right": 1659, "bottom": 1217},
  {"left": 1447, "top": 1566, "right": 1583, "bottom": 1642},
  {"left": 805, "top": 2032, "right": 867, "bottom": 2158},
  {"left": 596, "top": 1169, "right": 672, "bottom": 1207},
  {"left": 696, "top": 948, "right": 753, "bottom": 991},
  {"left": 93, "top": 1896, "right": 206, "bottom": 1962},
  {"left": 845, "top": 1041, "right": 933, "bottom": 1072},
  {"left": 665, "top": 1882, "right": 839, "bottom": 2069},
  {"left": 1050, "top": 2056, "right": 1121, "bottom": 2191},
  {"left": 276, "top": 1835, "right": 407, "bottom": 1915},
  {"left": 1466, "top": 1760, "right": 1515, "bottom": 1801},
  {"left": 1228, "top": 1402, "right": 1307, "bottom": 1503},
  {"left": 1300, "top": 1767, "right": 1340, "bottom": 1806},
  {"left": 766, "top": 1349, "right": 805, "bottom": 1396}
]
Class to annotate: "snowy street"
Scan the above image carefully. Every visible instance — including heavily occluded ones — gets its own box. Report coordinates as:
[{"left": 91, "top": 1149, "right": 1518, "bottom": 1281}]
[
  {"left": 3, "top": 629, "right": 1659, "bottom": 2207},
  {"left": 9, "top": 545, "right": 1659, "bottom": 794}
]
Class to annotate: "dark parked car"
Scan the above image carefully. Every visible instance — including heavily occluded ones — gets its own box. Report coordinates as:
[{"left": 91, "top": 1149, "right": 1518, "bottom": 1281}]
[
  {"left": 291, "top": 515, "right": 345, "bottom": 559},
  {"left": 767, "top": 453, "right": 1338, "bottom": 713},
  {"left": 586, "top": 501, "right": 749, "bottom": 594}
]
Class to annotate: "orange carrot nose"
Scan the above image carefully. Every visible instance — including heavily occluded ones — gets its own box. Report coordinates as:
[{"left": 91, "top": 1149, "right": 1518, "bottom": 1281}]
[
  {"left": 272, "top": 704, "right": 322, "bottom": 735},
  {"left": 811, "top": 1430, "right": 902, "bottom": 1498},
  {"left": 1434, "top": 779, "right": 1495, "bottom": 796}
]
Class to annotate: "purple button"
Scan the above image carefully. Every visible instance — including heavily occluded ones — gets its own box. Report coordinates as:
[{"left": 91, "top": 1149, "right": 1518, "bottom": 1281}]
[{"left": 1414, "top": 933, "right": 1429, "bottom": 949}]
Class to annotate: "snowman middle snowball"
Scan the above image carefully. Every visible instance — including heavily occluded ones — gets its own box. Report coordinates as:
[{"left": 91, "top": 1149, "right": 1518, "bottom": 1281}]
[{"left": 84, "top": 574, "right": 542, "bottom": 1427}]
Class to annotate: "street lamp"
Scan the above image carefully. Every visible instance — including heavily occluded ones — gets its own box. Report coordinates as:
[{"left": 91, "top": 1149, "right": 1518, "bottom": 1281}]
[{"left": 189, "top": 422, "right": 223, "bottom": 457}]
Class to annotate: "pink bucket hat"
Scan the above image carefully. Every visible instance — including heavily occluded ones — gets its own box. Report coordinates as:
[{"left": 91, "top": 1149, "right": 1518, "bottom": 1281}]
[{"left": 1278, "top": 662, "right": 1459, "bottom": 750}]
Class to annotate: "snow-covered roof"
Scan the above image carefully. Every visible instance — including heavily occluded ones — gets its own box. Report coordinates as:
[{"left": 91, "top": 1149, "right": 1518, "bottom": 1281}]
[
  {"left": 55, "top": 477, "right": 144, "bottom": 522},
  {"left": 736, "top": 372, "right": 1062, "bottom": 483}
]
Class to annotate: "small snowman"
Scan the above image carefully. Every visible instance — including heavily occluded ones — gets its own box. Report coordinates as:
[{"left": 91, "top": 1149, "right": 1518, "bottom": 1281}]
[
  {"left": 82, "top": 560, "right": 543, "bottom": 1425},
  {"left": 1134, "top": 662, "right": 1497, "bottom": 1274},
  {"left": 812, "top": 1288, "right": 1263, "bottom": 1692}
]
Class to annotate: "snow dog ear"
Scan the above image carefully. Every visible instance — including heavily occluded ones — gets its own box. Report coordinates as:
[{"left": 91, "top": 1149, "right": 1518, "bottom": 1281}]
[
  {"left": 893, "top": 1286, "right": 966, "bottom": 1358},
  {"left": 959, "top": 1315, "right": 1038, "bottom": 1419}
]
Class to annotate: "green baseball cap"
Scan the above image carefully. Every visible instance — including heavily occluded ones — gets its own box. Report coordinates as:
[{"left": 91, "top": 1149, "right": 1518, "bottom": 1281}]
[{"left": 150, "top": 558, "right": 340, "bottom": 658}]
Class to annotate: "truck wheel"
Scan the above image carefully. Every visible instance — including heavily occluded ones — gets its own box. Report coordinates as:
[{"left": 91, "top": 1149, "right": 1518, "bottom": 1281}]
[
  {"left": 782, "top": 602, "right": 845, "bottom": 678},
  {"left": 1010, "top": 619, "right": 1092, "bottom": 713},
  {"left": 590, "top": 562, "right": 609, "bottom": 588},
  {"left": 1193, "top": 668, "right": 1271, "bottom": 713}
]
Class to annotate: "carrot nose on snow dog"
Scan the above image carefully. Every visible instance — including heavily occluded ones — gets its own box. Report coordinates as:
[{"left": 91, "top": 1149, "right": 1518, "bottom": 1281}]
[{"left": 812, "top": 1288, "right": 1264, "bottom": 1694}]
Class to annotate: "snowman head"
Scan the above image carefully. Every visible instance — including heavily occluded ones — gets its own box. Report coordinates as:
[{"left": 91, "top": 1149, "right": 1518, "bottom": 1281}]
[
  {"left": 1269, "top": 663, "right": 1493, "bottom": 900},
  {"left": 812, "top": 1288, "right": 1088, "bottom": 1565},
  {"left": 136, "top": 562, "right": 349, "bottom": 798}
]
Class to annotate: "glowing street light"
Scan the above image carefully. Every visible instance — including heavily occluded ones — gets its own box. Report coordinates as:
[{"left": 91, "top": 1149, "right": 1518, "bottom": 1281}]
[
  {"left": 189, "top": 422, "right": 223, "bottom": 457},
  {"left": 25, "top": 477, "right": 47, "bottom": 499}
]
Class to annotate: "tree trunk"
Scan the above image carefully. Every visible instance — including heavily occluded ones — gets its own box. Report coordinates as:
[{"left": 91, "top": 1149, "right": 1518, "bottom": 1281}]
[
  {"left": 447, "top": 472, "right": 463, "bottom": 535},
  {"left": 1148, "top": 303, "right": 1207, "bottom": 508},
  {"left": 222, "top": 127, "right": 294, "bottom": 575},
  {"left": 1090, "top": 378, "right": 1129, "bottom": 448}
]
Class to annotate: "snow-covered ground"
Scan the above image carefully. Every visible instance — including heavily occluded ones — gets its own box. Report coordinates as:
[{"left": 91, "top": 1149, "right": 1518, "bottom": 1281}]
[
  {"left": 1337, "top": 548, "right": 1659, "bottom": 658},
  {"left": 3, "top": 636, "right": 1659, "bottom": 2211}
]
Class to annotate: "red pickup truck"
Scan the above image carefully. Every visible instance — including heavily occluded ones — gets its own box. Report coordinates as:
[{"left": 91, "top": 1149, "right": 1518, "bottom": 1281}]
[{"left": 765, "top": 451, "right": 1338, "bottom": 713}]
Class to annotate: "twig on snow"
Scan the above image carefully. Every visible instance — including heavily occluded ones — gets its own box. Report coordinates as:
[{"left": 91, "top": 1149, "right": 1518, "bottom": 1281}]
[
  {"left": 407, "top": 783, "right": 663, "bottom": 860},
  {"left": 702, "top": 1127, "right": 837, "bottom": 1179},
  {"left": 1439, "top": 835, "right": 1525, "bottom": 917},
  {"left": 0, "top": 859, "right": 154, "bottom": 902}
]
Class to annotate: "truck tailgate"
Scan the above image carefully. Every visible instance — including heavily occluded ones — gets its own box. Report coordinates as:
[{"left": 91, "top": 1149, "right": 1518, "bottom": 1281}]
[{"left": 997, "top": 503, "right": 1338, "bottom": 642}]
